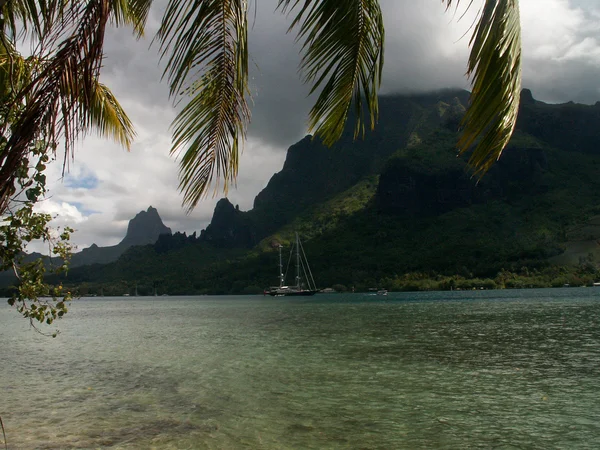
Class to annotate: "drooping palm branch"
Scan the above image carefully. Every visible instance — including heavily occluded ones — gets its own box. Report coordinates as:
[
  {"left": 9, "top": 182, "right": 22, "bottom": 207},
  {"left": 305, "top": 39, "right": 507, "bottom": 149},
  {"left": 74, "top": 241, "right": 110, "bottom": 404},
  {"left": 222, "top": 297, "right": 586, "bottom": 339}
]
[
  {"left": 0, "top": 0, "right": 151, "bottom": 211},
  {"left": 278, "top": 0, "right": 385, "bottom": 146},
  {"left": 0, "top": 0, "right": 112, "bottom": 207},
  {"left": 85, "top": 80, "right": 136, "bottom": 155},
  {"left": 157, "top": 0, "right": 250, "bottom": 211},
  {"left": 443, "top": 0, "right": 522, "bottom": 176},
  {"left": 0, "top": 37, "right": 31, "bottom": 114}
]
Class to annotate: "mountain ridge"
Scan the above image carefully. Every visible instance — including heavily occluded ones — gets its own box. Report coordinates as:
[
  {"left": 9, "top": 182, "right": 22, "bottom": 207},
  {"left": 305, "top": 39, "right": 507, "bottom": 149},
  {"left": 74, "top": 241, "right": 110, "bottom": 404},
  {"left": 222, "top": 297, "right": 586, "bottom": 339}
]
[
  {"left": 34, "top": 88, "right": 600, "bottom": 294},
  {"left": 69, "top": 206, "right": 172, "bottom": 267}
]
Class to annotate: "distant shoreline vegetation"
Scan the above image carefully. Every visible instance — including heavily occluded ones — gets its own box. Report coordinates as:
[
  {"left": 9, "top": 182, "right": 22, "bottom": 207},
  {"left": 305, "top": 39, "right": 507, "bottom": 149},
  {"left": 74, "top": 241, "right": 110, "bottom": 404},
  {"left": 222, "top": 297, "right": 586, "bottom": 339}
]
[
  {"left": 4, "top": 90, "right": 600, "bottom": 304},
  {"left": 2, "top": 265, "right": 596, "bottom": 298}
]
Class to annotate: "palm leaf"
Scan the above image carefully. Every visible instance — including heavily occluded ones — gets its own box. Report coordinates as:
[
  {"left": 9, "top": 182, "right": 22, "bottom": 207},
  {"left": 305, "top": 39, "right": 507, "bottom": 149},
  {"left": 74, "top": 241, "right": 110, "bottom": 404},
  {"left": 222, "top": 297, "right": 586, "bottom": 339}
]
[
  {"left": 110, "top": 0, "right": 153, "bottom": 37},
  {"left": 0, "top": 0, "right": 139, "bottom": 208},
  {"left": 443, "top": 0, "right": 522, "bottom": 176},
  {"left": 0, "top": 0, "right": 43, "bottom": 39},
  {"left": 85, "top": 80, "right": 136, "bottom": 149},
  {"left": 278, "top": 0, "right": 384, "bottom": 146},
  {"left": 0, "top": 37, "right": 30, "bottom": 101},
  {"left": 157, "top": 0, "right": 250, "bottom": 212}
]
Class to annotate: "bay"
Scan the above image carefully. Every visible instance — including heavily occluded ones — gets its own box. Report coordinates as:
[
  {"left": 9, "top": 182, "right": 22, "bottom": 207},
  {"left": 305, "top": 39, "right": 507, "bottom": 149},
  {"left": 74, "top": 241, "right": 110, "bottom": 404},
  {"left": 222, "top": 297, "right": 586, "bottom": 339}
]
[{"left": 1, "top": 288, "right": 600, "bottom": 449}]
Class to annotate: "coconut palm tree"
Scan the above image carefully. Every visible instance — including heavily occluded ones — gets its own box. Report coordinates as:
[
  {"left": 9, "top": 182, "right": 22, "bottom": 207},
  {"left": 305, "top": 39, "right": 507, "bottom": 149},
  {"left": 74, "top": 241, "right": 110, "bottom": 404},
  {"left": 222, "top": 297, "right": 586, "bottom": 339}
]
[
  {"left": 0, "top": 0, "right": 153, "bottom": 327},
  {"left": 0, "top": 0, "right": 152, "bottom": 212},
  {"left": 1, "top": 0, "right": 521, "bottom": 213}
]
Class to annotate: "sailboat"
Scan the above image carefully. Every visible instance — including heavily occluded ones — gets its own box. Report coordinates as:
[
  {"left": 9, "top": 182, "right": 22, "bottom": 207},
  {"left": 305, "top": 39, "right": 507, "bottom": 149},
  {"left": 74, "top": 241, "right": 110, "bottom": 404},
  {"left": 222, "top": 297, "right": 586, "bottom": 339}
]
[{"left": 266, "top": 233, "right": 318, "bottom": 297}]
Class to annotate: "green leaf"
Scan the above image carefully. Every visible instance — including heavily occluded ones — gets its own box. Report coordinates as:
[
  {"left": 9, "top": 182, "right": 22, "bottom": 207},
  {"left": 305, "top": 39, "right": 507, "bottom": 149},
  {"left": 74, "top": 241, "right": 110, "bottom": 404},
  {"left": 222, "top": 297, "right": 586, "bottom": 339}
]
[
  {"left": 157, "top": 0, "right": 251, "bottom": 211},
  {"left": 443, "top": 0, "right": 522, "bottom": 176},
  {"left": 278, "top": 0, "right": 385, "bottom": 146},
  {"left": 25, "top": 187, "right": 39, "bottom": 201}
]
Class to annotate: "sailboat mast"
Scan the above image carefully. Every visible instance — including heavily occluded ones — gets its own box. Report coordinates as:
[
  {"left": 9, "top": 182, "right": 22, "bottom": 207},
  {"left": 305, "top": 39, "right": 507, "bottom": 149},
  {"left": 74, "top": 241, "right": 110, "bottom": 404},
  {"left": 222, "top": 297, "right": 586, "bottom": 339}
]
[
  {"left": 279, "top": 244, "right": 284, "bottom": 288},
  {"left": 295, "top": 232, "right": 301, "bottom": 289}
]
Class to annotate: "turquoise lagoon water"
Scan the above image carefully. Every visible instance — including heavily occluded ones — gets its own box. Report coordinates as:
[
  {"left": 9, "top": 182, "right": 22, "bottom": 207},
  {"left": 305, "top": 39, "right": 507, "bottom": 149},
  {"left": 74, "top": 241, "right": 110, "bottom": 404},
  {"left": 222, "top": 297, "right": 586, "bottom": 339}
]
[{"left": 1, "top": 288, "right": 600, "bottom": 449}]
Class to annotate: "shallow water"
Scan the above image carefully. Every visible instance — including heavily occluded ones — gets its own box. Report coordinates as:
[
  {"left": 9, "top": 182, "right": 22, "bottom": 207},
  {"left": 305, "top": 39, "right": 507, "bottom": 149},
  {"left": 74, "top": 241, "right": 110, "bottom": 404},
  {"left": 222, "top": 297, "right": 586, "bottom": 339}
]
[{"left": 1, "top": 288, "right": 600, "bottom": 449}]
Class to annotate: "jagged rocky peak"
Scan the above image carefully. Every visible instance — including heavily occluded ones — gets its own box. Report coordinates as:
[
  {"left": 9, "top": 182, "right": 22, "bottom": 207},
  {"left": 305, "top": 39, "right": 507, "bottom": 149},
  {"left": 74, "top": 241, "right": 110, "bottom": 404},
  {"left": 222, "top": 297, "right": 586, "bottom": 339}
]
[
  {"left": 206, "top": 198, "right": 242, "bottom": 231},
  {"left": 521, "top": 88, "right": 536, "bottom": 105},
  {"left": 213, "top": 198, "right": 236, "bottom": 216},
  {"left": 200, "top": 198, "right": 256, "bottom": 248},
  {"left": 120, "top": 206, "right": 172, "bottom": 247}
]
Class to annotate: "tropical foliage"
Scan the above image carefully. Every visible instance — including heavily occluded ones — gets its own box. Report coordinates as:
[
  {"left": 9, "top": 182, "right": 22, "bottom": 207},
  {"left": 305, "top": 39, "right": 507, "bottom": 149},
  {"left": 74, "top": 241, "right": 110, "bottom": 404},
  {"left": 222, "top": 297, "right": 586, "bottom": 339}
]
[
  {"left": 443, "top": 0, "right": 522, "bottom": 176},
  {"left": 0, "top": 0, "right": 145, "bottom": 209},
  {"left": 0, "top": 0, "right": 147, "bottom": 327},
  {"left": 0, "top": 107, "right": 74, "bottom": 336}
]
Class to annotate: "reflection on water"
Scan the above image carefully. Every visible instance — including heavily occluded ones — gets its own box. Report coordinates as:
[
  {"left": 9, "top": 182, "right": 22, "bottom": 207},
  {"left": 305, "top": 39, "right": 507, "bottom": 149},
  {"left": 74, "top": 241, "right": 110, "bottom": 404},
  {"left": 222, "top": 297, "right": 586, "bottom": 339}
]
[{"left": 1, "top": 288, "right": 600, "bottom": 448}]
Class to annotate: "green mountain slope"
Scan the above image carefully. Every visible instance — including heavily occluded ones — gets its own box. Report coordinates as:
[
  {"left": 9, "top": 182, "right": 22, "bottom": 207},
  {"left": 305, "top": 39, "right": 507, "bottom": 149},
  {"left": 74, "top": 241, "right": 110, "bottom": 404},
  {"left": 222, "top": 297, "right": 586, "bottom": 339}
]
[{"left": 58, "top": 89, "right": 600, "bottom": 294}]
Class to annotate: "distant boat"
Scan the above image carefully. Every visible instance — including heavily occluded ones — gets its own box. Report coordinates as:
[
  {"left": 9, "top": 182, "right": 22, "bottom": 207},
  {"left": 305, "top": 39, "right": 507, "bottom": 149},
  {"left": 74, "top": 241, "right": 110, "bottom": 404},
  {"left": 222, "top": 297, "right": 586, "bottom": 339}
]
[
  {"left": 367, "top": 288, "right": 388, "bottom": 296},
  {"left": 266, "top": 233, "right": 318, "bottom": 297}
]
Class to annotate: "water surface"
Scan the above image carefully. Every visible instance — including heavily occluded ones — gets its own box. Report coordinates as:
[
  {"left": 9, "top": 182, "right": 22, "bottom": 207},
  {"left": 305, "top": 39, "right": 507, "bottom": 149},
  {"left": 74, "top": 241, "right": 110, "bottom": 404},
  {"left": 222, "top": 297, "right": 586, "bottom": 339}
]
[{"left": 1, "top": 288, "right": 600, "bottom": 448}]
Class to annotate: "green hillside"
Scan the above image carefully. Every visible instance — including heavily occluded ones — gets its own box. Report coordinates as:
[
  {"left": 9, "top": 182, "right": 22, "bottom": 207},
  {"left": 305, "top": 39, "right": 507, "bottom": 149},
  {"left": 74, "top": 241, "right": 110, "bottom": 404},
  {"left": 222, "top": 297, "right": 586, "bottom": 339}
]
[{"left": 46, "top": 89, "right": 600, "bottom": 295}]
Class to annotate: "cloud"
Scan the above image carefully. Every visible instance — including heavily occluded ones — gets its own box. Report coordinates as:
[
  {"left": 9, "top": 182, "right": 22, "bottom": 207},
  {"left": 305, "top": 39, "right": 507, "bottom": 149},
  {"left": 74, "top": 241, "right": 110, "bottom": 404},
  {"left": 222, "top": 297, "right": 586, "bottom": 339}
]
[
  {"left": 520, "top": 0, "right": 600, "bottom": 103},
  {"left": 27, "top": 0, "right": 599, "bottom": 254}
]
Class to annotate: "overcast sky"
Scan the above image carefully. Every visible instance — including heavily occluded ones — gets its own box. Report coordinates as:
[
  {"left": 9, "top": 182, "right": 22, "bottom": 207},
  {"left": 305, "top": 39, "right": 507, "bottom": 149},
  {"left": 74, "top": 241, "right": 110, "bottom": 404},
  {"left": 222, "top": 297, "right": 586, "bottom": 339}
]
[{"left": 32, "top": 0, "right": 600, "bottom": 253}]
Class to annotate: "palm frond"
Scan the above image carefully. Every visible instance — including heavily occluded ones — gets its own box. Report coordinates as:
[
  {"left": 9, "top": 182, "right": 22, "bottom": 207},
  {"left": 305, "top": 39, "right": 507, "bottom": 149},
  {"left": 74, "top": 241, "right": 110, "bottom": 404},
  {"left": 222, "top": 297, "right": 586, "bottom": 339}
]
[
  {"left": 0, "top": 36, "right": 30, "bottom": 100},
  {"left": 278, "top": 0, "right": 384, "bottom": 146},
  {"left": 0, "top": 0, "right": 43, "bottom": 39},
  {"left": 157, "top": 0, "right": 250, "bottom": 212},
  {"left": 443, "top": 0, "right": 522, "bottom": 176},
  {"left": 109, "top": 0, "right": 153, "bottom": 37},
  {"left": 85, "top": 80, "right": 136, "bottom": 149},
  {"left": 0, "top": 0, "right": 116, "bottom": 205},
  {"left": 1, "top": 0, "right": 84, "bottom": 46}
]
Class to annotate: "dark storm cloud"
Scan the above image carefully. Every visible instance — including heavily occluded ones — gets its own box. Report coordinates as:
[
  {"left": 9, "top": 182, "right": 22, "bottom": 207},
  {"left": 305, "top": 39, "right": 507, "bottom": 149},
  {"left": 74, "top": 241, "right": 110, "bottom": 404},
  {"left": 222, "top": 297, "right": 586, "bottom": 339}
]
[
  {"left": 526, "top": 63, "right": 600, "bottom": 104},
  {"left": 244, "top": 0, "right": 472, "bottom": 146},
  {"left": 243, "top": 0, "right": 474, "bottom": 147},
  {"left": 245, "top": 12, "right": 313, "bottom": 147},
  {"left": 240, "top": 0, "right": 474, "bottom": 147},
  {"left": 101, "top": 15, "right": 169, "bottom": 110},
  {"left": 95, "top": 0, "right": 600, "bottom": 155},
  {"left": 378, "top": 0, "right": 473, "bottom": 94}
]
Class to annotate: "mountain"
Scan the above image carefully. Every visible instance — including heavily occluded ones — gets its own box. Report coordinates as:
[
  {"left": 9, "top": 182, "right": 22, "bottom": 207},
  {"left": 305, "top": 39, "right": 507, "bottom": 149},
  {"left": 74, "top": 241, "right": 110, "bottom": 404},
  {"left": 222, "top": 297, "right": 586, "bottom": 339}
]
[
  {"left": 55, "top": 89, "right": 600, "bottom": 294},
  {"left": 120, "top": 206, "right": 172, "bottom": 247},
  {"left": 0, "top": 206, "right": 172, "bottom": 289},
  {"left": 69, "top": 206, "right": 172, "bottom": 267},
  {"left": 198, "top": 199, "right": 257, "bottom": 248}
]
